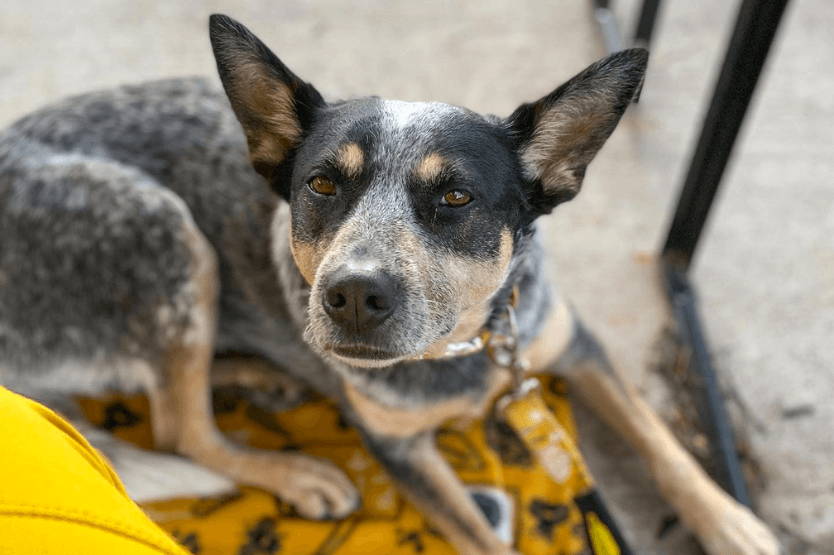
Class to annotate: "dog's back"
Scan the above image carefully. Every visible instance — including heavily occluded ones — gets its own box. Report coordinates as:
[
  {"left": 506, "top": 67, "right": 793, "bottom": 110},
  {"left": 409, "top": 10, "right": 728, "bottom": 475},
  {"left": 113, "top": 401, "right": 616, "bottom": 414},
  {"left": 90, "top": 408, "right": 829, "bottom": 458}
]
[{"left": 0, "top": 78, "right": 311, "bottom": 396}]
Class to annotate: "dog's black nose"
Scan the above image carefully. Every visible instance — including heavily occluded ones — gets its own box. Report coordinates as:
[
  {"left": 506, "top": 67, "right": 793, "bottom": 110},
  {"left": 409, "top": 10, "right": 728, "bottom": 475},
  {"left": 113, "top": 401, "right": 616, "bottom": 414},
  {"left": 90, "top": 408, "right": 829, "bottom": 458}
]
[{"left": 323, "top": 267, "right": 399, "bottom": 335}]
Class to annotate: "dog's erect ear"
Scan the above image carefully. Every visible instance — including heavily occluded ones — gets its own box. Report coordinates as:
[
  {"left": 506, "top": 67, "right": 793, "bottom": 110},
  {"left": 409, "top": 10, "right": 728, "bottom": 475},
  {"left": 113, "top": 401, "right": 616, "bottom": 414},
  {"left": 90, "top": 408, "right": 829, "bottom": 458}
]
[
  {"left": 209, "top": 14, "right": 325, "bottom": 192},
  {"left": 508, "top": 48, "right": 648, "bottom": 213}
]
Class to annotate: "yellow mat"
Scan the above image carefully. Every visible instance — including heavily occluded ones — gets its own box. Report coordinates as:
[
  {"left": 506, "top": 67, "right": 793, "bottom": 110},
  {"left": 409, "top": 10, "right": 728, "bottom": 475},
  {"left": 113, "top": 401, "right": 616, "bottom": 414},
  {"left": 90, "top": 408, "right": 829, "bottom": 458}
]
[{"left": 78, "top": 376, "right": 590, "bottom": 555}]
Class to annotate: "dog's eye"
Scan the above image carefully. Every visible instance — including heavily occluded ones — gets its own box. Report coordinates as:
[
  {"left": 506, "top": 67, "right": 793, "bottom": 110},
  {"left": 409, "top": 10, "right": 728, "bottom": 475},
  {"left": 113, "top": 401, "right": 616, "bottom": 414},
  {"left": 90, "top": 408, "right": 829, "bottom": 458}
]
[
  {"left": 441, "top": 190, "right": 473, "bottom": 207},
  {"left": 308, "top": 176, "right": 337, "bottom": 196}
]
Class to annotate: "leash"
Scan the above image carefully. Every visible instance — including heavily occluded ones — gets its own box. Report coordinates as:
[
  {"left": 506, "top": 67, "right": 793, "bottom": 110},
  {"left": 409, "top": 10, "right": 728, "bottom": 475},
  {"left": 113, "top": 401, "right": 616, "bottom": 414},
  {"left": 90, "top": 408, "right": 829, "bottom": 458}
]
[{"left": 486, "top": 291, "right": 634, "bottom": 555}]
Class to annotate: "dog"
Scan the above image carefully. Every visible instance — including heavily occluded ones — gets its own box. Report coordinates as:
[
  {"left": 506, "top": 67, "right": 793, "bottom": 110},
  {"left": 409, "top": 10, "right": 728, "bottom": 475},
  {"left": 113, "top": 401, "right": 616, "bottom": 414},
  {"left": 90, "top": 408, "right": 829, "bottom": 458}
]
[{"left": 0, "top": 14, "right": 779, "bottom": 555}]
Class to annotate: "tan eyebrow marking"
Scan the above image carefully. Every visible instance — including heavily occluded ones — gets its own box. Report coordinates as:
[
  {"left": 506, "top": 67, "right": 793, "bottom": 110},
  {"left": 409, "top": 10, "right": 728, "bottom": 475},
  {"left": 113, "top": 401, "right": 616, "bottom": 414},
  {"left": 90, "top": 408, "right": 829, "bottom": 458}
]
[
  {"left": 334, "top": 142, "right": 364, "bottom": 180},
  {"left": 413, "top": 152, "right": 449, "bottom": 183}
]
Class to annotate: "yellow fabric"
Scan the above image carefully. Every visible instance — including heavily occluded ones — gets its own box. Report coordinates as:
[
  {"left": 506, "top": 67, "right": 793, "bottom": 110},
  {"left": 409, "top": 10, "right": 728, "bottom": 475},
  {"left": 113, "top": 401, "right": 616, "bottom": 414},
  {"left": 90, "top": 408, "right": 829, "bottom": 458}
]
[
  {"left": 78, "top": 376, "right": 591, "bottom": 555},
  {"left": 0, "top": 386, "right": 190, "bottom": 555},
  {"left": 0, "top": 377, "right": 591, "bottom": 554}
]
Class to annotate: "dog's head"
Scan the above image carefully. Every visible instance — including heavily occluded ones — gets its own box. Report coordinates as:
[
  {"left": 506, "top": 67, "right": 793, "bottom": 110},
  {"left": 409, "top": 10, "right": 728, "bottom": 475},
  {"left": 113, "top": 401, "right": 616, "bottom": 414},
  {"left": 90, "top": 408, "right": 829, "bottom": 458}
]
[{"left": 210, "top": 15, "right": 647, "bottom": 368}]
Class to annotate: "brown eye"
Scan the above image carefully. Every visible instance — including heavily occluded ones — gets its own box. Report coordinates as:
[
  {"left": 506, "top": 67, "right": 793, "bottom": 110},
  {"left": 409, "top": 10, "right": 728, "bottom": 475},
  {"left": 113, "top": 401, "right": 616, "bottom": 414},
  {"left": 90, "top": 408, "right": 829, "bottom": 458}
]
[
  {"left": 308, "top": 176, "right": 337, "bottom": 196},
  {"left": 442, "top": 190, "right": 473, "bottom": 207}
]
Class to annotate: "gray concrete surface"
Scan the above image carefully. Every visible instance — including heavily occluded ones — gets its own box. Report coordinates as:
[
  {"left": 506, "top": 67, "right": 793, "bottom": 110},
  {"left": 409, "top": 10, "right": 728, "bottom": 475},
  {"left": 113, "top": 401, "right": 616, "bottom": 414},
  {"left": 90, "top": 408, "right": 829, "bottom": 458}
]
[{"left": 2, "top": 1, "right": 832, "bottom": 553}]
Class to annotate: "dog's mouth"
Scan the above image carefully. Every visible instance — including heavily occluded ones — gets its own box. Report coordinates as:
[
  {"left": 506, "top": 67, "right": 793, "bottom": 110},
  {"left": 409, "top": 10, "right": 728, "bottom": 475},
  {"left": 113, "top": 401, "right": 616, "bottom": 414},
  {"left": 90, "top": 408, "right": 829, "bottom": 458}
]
[{"left": 327, "top": 344, "right": 407, "bottom": 368}]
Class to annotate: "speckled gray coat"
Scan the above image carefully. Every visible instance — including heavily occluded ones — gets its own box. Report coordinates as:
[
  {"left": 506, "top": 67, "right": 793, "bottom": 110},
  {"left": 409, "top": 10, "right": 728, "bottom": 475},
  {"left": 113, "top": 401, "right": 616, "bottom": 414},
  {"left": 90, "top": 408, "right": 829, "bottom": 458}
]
[{"left": 0, "top": 78, "right": 339, "bottom": 396}]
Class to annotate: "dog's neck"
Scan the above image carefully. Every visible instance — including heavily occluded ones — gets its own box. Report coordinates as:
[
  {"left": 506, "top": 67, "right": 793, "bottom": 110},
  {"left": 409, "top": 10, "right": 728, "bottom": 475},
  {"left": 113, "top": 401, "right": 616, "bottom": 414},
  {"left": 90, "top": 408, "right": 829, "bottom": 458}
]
[{"left": 419, "top": 278, "right": 522, "bottom": 362}]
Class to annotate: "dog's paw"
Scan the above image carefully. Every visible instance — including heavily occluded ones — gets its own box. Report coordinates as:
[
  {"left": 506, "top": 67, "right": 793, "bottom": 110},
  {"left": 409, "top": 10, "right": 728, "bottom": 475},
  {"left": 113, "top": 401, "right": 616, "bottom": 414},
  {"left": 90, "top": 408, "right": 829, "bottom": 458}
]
[
  {"left": 270, "top": 453, "right": 361, "bottom": 520},
  {"left": 694, "top": 495, "right": 781, "bottom": 555},
  {"left": 182, "top": 437, "right": 360, "bottom": 520}
]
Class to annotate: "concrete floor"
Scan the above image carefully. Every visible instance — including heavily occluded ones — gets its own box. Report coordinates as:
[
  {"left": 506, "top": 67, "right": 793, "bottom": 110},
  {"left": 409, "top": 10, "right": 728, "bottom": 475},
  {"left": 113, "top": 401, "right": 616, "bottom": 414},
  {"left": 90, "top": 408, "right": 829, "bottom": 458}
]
[{"left": 2, "top": 1, "right": 832, "bottom": 553}]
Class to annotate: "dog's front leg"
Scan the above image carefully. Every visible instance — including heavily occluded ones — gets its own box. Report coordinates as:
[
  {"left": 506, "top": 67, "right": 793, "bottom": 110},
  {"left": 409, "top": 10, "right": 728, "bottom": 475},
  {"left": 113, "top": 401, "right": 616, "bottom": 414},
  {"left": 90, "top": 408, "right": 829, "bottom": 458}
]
[
  {"left": 544, "top": 313, "right": 780, "bottom": 555},
  {"left": 147, "top": 223, "right": 358, "bottom": 520},
  {"left": 359, "top": 428, "right": 519, "bottom": 555}
]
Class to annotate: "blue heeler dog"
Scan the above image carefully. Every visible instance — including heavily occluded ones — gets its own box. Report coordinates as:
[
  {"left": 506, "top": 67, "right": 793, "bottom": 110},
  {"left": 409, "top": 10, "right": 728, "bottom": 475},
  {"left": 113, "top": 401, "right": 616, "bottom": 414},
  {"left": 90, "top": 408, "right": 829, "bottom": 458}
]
[{"left": 0, "top": 14, "right": 779, "bottom": 555}]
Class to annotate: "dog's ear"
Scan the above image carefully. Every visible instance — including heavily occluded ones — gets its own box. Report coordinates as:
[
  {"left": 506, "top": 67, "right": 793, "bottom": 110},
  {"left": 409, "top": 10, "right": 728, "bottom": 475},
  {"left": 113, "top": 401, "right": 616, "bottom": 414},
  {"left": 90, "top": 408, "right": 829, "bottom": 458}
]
[
  {"left": 209, "top": 14, "right": 325, "bottom": 196},
  {"left": 508, "top": 48, "right": 648, "bottom": 214}
]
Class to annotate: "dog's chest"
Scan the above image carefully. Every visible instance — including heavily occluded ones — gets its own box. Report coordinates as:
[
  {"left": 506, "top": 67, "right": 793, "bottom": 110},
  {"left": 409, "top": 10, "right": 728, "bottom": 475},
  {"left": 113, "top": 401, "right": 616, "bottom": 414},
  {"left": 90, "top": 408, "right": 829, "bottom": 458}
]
[{"left": 336, "top": 352, "right": 513, "bottom": 437}]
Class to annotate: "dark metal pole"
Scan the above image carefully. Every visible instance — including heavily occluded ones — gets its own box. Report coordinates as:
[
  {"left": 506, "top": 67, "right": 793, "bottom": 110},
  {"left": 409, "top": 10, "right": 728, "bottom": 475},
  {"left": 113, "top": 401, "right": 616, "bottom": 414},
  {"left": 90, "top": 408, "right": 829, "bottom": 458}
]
[
  {"left": 662, "top": 0, "right": 790, "bottom": 269},
  {"left": 633, "top": 0, "right": 662, "bottom": 48},
  {"left": 665, "top": 263, "right": 753, "bottom": 505},
  {"left": 659, "top": 0, "right": 791, "bottom": 508}
]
